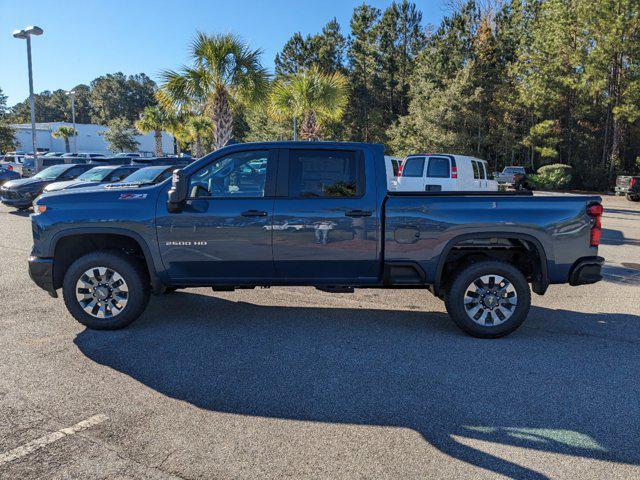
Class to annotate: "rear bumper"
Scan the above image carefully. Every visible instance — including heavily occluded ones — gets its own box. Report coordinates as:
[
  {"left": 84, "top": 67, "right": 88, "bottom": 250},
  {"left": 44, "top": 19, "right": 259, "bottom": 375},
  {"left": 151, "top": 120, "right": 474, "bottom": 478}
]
[
  {"left": 569, "top": 256, "right": 604, "bottom": 286},
  {"left": 28, "top": 256, "right": 57, "bottom": 297}
]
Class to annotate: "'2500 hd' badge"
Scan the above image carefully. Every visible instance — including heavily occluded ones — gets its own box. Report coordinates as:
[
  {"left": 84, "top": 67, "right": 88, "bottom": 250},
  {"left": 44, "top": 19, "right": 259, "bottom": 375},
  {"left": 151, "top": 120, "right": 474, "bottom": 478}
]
[{"left": 118, "top": 193, "right": 147, "bottom": 200}]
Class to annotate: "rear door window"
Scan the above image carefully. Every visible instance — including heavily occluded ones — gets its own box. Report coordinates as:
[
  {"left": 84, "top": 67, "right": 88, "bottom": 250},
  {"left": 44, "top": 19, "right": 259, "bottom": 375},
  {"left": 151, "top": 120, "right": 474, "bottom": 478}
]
[
  {"left": 471, "top": 161, "right": 480, "bottom": 179},
  {"left": 479, "top": 161, "right": 487, "bottom": 179},
  {"left": 402, "top": 157, "right": 425, "bottom": 177},
  {"left": 288, "top": 149, "right": 362, "bottom": 198},
  {"left": 426, "top": 157, "right": 450, "bottom": 178}
]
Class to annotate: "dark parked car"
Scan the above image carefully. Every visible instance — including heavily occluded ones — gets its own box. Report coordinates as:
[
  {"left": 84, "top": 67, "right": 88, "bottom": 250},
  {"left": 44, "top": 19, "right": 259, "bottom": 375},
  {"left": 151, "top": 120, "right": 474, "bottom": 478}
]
[
  {"left": 29, "top": 142, "right": 604, "bottom": 338},
  {"left": 0, "top": 163, "right": 94, "bottom": 210},
  {"left": 43, "top": 165, "right": 142, "bottom": 193},
  {"left": 0, "top": 169, "right": 21, "bottom": 186},
  {"left": 626, "top": 177, "right": 640, "bottom": 202}
]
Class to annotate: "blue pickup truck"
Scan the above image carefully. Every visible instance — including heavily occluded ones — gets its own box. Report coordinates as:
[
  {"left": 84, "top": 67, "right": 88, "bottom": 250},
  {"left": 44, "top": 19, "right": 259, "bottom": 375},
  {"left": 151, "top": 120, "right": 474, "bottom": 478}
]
[{"left": 29, "top": 142, "right": 604, "bottom": 338}]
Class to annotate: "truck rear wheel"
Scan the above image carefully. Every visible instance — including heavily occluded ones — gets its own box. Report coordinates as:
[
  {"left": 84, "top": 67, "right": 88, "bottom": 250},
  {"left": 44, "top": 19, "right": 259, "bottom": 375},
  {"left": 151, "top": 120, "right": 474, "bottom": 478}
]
[
  {"left": 445, "top": 260, "right": 531, "bottom": 338},
  {"left": 62, "top": 250, "right": 150, "bottom": 330}
]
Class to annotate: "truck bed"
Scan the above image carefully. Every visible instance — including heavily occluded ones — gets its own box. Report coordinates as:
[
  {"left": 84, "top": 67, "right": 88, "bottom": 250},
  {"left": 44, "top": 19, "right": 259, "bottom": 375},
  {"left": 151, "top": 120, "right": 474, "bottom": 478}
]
[{"left": 383, "top": 191, "right": 601, "bottom": 285}]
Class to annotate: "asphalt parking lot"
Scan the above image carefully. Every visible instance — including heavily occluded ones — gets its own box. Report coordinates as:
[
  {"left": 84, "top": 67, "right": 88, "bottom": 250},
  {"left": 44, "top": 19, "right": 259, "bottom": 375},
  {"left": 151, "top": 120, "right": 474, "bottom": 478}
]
[{"left": 1, "top": 195, "right": 639, "bottom": 480}]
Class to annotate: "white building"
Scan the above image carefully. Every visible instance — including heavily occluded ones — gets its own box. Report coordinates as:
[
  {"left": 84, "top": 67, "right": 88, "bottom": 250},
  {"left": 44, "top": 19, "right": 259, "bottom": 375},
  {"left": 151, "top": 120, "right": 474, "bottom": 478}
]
[{"left": 11, "top": 122, "right": 174, "bottom": 155}]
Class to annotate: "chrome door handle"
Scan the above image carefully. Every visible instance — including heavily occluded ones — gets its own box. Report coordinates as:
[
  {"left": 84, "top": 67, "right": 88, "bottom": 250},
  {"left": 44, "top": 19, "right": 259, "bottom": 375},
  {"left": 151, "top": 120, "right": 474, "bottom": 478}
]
[
  {"left": 345, "top": 210, "right": 372, "bottom": 218},
  {"left": 241, "top": 210, "right": 268, "bottom": 217}
]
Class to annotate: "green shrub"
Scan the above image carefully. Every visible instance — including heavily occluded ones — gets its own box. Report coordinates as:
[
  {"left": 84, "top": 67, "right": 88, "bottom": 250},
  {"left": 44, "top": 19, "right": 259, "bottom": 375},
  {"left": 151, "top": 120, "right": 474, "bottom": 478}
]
[{"left": 529, "top": 163, "right": 573, "bottom": 190}]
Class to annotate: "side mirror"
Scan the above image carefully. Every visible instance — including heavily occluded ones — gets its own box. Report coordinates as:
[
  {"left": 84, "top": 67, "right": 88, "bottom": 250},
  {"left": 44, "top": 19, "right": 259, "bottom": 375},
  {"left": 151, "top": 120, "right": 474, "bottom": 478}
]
[{"left": 167, "top": 169, "right": 188, "bottom": 213}]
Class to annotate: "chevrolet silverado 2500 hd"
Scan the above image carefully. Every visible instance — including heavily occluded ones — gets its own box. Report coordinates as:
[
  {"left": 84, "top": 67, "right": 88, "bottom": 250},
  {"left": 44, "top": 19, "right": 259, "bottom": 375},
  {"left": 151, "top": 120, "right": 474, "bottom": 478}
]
[{"left": 29, "top": 142, "right": 604, "bottom": 338}]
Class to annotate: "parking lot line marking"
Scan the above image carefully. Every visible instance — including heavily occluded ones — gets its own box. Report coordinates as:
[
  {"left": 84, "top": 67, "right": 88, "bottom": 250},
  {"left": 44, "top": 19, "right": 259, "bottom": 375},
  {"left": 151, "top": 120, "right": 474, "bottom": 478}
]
[{"left": 0, "top": 414, "right": 108, "bottom": 466}]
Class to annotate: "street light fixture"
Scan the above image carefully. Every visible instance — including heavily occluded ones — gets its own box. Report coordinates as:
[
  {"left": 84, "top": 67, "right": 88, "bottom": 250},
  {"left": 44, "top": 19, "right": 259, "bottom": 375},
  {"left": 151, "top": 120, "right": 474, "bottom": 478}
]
[
  {"left": 13, "top": 25, "right": 44, "bottom": 162},
  {"left": 66, "top": 90, "right": 77, "bottom": 154}
]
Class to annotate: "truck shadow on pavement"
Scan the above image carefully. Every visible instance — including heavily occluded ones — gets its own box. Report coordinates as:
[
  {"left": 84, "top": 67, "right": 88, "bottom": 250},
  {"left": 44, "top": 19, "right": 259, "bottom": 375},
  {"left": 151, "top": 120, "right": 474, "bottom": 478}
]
[
  {"left": 601, "top": 228, "right": 640, "bottom": 246},
  {"left": 75, "top": 293, "right": 640, "bottom": 479}
]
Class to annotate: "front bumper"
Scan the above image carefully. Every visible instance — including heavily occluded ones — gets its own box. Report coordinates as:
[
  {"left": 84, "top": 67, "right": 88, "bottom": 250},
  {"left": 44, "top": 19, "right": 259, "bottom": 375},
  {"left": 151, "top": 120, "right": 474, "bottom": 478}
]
[
  {"left": 0, "top": 192, "right": 33, "bottom": 208},
  {"left": 569, "top": 256, "right": 604, "bottom": 286},
  {"left": 28, "top": 256, "right": 57, "bottom": 297}
]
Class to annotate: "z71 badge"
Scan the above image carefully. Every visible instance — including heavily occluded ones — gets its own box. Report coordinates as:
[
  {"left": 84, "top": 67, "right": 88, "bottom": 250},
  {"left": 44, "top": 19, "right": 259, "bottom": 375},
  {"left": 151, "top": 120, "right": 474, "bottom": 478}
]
[{"left": 118, "top": 193, "right": 147, "bottom": 200}]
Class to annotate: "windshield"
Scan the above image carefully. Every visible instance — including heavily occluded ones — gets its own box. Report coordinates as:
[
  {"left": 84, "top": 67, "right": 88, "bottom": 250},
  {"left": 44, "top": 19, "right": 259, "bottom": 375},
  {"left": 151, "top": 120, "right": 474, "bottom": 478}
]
[
  {"left": 33, "top": 164, "right": 70, "bottom": 180},
  {"left": 120, "top": 167, "right": 169, "bottom": 185},
  {"left": 76, "top": 167, "right": 114, "bottom": 182}
]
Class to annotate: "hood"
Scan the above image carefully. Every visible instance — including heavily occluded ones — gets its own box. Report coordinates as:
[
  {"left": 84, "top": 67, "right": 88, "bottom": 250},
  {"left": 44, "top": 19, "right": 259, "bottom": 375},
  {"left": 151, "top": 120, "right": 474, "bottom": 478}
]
[
  {"left": 34, "top": 182, "right": 165, "bottom": 218},
  {"left": 43, "top": 180, "right": 98, "bottom": 192},
  {"left": 1, "top": 177, "right": 47, "bottom": 191}
]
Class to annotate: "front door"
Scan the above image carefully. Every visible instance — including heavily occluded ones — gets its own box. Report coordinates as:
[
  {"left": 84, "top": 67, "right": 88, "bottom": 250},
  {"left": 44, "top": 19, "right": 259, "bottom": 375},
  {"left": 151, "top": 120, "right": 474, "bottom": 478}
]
[
  {"left": 272, "top": 148, "right": 379, "bottom": 282},
  {"left": 156, "top": 149, "right": 277, "bottom": 283}
]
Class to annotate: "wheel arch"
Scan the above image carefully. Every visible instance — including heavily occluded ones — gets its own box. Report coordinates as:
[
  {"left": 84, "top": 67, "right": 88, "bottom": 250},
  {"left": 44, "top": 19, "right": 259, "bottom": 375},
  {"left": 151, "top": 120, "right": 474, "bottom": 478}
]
[
  {"left": 50, "top": 228, "right": 162, "bottom": 292},
  {"left": 433, "top": 232, "right": 549, "bottom": 298}
]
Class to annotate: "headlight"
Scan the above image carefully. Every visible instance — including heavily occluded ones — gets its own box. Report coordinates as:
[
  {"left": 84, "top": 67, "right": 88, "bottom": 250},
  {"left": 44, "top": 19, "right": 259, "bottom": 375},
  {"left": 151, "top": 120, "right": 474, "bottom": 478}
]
[{"left": 32, "top": 201, "right": 47, "bottom": 215}]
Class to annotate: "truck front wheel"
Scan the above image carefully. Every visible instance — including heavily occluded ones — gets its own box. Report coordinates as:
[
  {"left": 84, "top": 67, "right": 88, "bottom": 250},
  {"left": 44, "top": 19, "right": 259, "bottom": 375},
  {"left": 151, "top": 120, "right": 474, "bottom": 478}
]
[
  {"left": 62, "top": 250, "right": 150, "bottom": 330},
  {"left": 445, "top": 261, "right": 531, "bottom": 338}
]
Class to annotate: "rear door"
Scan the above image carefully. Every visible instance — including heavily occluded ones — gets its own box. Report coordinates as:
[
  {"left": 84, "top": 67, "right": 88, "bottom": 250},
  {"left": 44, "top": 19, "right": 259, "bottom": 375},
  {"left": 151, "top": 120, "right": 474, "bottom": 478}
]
[
  {"left": 424, "top": 155, "right": 454, "bottom": 191},
  {"left": 397, "top": 156, "right": 425, "bottom": 191},
  {"left": 272, "top": 147, "right": 379, "bottom": 282}
]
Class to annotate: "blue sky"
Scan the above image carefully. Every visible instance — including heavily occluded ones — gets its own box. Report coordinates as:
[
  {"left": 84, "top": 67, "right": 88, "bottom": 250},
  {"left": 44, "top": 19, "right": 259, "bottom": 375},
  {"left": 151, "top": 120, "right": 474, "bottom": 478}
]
[{"left": 0, "top": 0, "right": 448, "bottom": 106}]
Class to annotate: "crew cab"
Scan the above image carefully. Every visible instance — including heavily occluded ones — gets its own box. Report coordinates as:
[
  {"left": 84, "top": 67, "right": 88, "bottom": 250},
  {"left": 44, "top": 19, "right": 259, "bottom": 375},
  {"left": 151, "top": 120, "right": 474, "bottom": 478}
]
[{"left": 28, "top": 142, "right": 604, "bottom": 338}]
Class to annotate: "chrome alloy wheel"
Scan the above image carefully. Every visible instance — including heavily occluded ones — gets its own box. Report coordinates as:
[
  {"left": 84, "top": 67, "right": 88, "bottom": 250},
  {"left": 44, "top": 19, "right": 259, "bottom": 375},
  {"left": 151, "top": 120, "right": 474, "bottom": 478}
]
[
  {"left": 463, "top": 274, "right": 518, "bottom": 326},
  {"left": 75, "top": 267, "right": 129, "bottom": 319}
]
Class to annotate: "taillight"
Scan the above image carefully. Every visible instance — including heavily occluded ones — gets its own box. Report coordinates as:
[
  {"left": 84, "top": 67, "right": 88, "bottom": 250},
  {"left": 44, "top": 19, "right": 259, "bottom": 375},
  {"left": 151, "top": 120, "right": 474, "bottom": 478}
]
[
  {"left": 587, "top": 203, "right": 603, "bottom": 247},
  {"left": 397, "top": 164, "right": 403, "bottom": 177},
  {"left": 451, "top": 166, "right": 458, "bottom": 179},
  {"left": 7, "top": 165, "right": 13, "bottom": 171},
  {"left": 631, "top": 178, "right": 637, "bottom": 188}
]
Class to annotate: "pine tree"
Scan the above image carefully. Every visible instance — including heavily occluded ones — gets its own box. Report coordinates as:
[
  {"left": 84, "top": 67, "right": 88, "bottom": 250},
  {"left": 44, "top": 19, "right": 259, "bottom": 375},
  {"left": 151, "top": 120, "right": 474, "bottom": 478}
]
[{"left": 345, "top": 4, "right": 383, "bottom": 142}]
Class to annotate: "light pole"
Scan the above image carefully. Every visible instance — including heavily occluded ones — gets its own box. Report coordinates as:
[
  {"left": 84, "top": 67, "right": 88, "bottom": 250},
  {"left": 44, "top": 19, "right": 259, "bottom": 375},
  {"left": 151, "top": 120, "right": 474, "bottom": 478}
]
[
  {"left": 67, "top": 90, "right": 77, "bottom": 154},
  {"left": 13, "top": 25, "right": 43, "bottom": 162}
]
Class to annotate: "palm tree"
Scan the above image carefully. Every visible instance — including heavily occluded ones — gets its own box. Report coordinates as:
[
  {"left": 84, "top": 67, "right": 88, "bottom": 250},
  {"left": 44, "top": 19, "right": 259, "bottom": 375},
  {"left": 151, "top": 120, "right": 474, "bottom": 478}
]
[
  {"left": 52, "top": 126, "right": 77, "bottom": 153},
  {"left": 158, "top": 32, "right": 269, "bottom": 150},
  {"left": 135, "top": 106, "right": 167, "bottom": 156},
  {"left": 185, "top": 116, "right": 214, "bottom": 158},
  {"left": 269, "top": 66, "right": 348, "bottom": 141}
]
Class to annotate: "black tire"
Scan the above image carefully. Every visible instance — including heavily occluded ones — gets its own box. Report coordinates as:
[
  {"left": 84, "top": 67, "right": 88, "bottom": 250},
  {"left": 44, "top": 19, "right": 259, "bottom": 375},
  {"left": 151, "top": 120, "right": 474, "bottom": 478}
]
[
  {"left": 626, "top": 194, "right": 639, "bottom": 202},
  {"left": 62, "top": 250, "right": 150, "bottom": 330},
  {"left": 445, "top": 260, "right": 531, "bottom": 338},
  {"left": 163, "top": 286, "right": 179, "bottom": 294}
]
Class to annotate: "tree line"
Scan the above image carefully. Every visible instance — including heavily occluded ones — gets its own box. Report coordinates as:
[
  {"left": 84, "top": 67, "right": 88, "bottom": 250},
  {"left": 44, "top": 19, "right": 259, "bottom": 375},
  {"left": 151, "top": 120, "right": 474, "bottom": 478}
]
[{"left": 2, "top": 0, "right": 639, "bottom": 190}]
